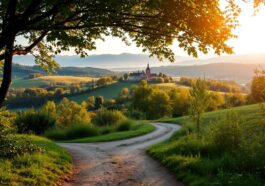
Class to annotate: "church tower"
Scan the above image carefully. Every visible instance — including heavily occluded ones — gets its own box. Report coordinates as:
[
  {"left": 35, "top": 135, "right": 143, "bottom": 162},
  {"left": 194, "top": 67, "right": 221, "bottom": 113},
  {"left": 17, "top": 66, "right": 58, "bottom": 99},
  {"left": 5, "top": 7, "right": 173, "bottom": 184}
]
[{"left": 146, "top": 63, "right": 151, "bottom": 80}]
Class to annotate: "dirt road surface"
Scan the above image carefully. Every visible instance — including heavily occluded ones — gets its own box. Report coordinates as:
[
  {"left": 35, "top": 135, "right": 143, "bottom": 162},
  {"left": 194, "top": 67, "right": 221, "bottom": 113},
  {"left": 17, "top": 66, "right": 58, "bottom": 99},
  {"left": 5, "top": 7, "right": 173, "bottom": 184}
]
[{"left": 59, "top": 123, "right": 184, "bottom": 186}]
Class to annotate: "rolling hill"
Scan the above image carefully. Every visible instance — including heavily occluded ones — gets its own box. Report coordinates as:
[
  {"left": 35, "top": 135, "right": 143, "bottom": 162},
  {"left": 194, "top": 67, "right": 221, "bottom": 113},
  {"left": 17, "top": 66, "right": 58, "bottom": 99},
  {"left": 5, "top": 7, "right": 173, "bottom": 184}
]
[
  {"left": 12, "top": 76, "right": 98, "bottom": 89},
  {"left": 12, "top": 63, "right": 116, "bottom": 79},
  {"left": 152, "top": 63, "right": 264, "bottom": 83},
  {"left": 68, "top": 82, "right": 136, "bottom": 103}
]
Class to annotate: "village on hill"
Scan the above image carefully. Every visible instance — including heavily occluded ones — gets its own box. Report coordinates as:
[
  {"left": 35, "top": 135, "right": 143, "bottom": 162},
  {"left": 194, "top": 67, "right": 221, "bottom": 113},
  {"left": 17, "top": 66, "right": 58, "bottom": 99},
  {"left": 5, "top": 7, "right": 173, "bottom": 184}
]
[{"left": 126, "top": 63, "right": 173, "bottom": 83}]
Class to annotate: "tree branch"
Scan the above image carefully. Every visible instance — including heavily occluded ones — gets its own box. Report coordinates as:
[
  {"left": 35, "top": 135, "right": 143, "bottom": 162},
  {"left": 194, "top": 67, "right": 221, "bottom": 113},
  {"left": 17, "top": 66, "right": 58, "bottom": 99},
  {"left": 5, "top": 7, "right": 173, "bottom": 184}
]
[{"left": 0, "top": 30, "right": 48, "bottom": 60}]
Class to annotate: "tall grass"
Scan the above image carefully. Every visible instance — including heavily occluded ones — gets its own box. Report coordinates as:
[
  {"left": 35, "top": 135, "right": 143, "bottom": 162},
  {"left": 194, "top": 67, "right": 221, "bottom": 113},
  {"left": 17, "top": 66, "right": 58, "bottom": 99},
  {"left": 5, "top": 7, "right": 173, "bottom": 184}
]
[
  {"left": 45, "top": 120, "right": 136, "bottom": 141},
  {"left": 14, "top": 110, "right": 56, "bottom": 134},
  {"left": 148, "top": 104, "right": 265, "bottom": 186},
  {"left": 45, "top": 123, "right": 98, "bottom": 141},
  {"left": 93, "top": 108, "right": 126, "bottom": 126}
]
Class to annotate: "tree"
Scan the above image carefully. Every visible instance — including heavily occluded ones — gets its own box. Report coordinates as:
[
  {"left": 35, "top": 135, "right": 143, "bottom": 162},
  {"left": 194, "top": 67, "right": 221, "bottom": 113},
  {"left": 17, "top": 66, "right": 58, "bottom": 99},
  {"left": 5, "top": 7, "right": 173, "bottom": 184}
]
[
  {"left": 207, "top": 92, "right": 225, "bottom": 111},
  {"left": 96, "top": 77, "right": 113, "bottom": 87},
  {"left": 118, "top": 87, "right": 129, "bottom": 103},
  {"left": 0, "top": 0, "right": 239, "bottom": 106},
  {"left": 123, "top": 73, "right": 129, "bottom": 81},
  {"left": 54, "top": 88, "right": 64, "bottom": 97},
  {"left": 169, "top": 87, "right": 190, "bottom": 117},
  {"left": 148, "top": 90, "right": 172, "bottom": 119},
  {"left": 56, "top": 98, "right": 91, "bottom": 127},
  {"left": 189, "top": 79, "right": 209, "bottom": 138},
  {"left": 251, "top": 69, "right": 265, "bottom": 103},
  {"left": 86, "top": 96, "right": 95, "bottom": 110},
  {"left": 131, "top": 80, "right": 153, "bottom": 112},
  {"left": 95, "top": 96, "right": 104, "bottom": 109},
  {"left": 41, "top": 100, "right": 57, "bottom": 119}
]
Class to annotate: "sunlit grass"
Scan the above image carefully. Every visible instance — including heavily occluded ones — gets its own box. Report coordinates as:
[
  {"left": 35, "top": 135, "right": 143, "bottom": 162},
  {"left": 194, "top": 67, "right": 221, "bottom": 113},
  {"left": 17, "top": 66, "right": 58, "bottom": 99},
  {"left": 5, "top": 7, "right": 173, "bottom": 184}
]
[
  {"left": 148, "top": 103, "right": 265, "bottom": 186},
  {"left": 0, "top": 135, "right": 72, "bottom": 186},
  {"left": 60, "top": 123, "right": 155, "bottom": 143}
]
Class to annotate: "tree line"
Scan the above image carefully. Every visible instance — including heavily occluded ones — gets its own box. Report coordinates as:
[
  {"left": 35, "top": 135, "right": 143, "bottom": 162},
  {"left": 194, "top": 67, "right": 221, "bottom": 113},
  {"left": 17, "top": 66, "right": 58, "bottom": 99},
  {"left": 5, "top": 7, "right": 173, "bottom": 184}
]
[{"left": 178, "top": 77, "right": 242, "bottom": 93}]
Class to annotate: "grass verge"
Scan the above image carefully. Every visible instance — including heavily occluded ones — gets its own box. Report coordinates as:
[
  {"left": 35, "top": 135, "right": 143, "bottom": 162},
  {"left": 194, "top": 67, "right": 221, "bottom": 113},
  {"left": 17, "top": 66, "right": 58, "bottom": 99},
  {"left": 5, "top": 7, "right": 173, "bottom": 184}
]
[
  {"left": 60, "top": 123, "right": 155, "bottom": 143},
  {"left": 148, "top": 103, "right": 265, "bottom": 186},
  {"left": 0, "top": 135, "right": 72, "bottom": 186}
]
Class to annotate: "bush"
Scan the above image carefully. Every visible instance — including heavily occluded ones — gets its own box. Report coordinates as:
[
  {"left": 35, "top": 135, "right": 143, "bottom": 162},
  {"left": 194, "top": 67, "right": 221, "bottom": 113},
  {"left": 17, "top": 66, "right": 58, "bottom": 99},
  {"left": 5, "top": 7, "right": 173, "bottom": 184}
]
[
  {"left": 55, "top": 98, "right": 91, "bottom": 128},
  {"left": 207, "top": 111, "right": 242, "bottom": 152},
  {"left": 93, "top": 108, "right": 126, "bottom": 126},
  {"left": 0, "top": 135, "right": 42, "bottom": 159},
  {"left": 14, "top": 110, "right": 56, "bottom": 135},
  {"left": 127, "top": 109, "right": 146, "bottom": 120},
  {"left": 45, "top": 123, "right": 98, "bottom": 141},
  {"left": 100, "top": 126, "right": 114, "bottom": 135},
  {"left": 116, "top": 120, "right": 132, "bottom": 132},
  {"left": 66, "top": 124, "right": 98, "bottom": 140}
]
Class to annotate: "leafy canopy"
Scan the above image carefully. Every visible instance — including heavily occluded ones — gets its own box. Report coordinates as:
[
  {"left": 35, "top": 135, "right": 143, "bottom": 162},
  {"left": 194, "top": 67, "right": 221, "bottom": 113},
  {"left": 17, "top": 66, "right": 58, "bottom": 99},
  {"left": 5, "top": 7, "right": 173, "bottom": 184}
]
[{"left": 0, "top": 0, "right": 240, "bottom": 69}]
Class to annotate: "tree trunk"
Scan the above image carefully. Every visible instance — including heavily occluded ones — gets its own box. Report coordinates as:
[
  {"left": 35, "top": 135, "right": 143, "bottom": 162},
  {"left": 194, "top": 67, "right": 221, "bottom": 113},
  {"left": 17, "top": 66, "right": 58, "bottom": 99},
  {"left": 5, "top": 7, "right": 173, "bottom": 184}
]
[{"left": 0, "top": 37, "right": 15, "bottom": 107}]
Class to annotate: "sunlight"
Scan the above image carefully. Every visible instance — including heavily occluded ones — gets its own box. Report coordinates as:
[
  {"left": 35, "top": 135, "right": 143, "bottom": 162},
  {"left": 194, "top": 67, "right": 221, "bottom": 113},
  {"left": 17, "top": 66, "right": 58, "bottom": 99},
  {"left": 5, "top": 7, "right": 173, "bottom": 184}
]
[{"left": 229, "top": 3, "right": 265, "bottom": 54}]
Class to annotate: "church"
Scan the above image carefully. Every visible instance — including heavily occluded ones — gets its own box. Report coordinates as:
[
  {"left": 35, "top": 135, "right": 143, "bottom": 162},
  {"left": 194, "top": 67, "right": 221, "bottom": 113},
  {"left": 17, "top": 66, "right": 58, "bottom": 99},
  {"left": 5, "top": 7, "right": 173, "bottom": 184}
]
[{"left": 127, "top": 63, "right": 159, "bottom": 82}]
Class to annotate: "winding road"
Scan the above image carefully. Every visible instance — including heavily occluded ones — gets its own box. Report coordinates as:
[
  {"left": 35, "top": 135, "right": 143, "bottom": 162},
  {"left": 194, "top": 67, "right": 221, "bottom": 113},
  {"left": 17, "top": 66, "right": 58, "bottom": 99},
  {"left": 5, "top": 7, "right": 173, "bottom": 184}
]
[{"left": 59, "top": 123, "right": 183, "bottom": 186}]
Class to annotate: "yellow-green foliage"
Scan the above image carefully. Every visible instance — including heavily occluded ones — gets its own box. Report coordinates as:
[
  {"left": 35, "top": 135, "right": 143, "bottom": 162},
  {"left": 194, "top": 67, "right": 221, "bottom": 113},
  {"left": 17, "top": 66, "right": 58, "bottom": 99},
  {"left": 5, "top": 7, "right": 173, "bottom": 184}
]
[
  {"left": 93, "top": 108, "right": 126, "bottom": 126},
  {"left": 179, "top": 77, "right": 242, "bottom": 93},
  {"left": 41, "top": 98, "right": 91, "bottom": 128},
  {"left": 169, "top": 87, "right": 190, "bottom": 117},
  {"left": 96, "top": 77, "right": 113, "bottom": 87},
  {"left": 131, "top": 80, "right": 245, "bottom": 120},
  {"left": 0, "top": 109, "right": 16, "bottom": 130},
  {"left": 152, "top": 83, "right": 178, "bottom": 89},
  {"left": 250, "top": 69, "right": 265, "bottom": 103},
  {"left": 148, "top": 89, "right": 172, "bottom": 119}
]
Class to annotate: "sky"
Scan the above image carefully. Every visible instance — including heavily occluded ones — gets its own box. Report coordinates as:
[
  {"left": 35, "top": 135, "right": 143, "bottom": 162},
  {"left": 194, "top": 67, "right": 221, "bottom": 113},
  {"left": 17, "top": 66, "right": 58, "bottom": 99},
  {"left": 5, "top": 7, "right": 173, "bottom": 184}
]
[{"left": 60, "top": 1, "right": 265, "bottom": 59}]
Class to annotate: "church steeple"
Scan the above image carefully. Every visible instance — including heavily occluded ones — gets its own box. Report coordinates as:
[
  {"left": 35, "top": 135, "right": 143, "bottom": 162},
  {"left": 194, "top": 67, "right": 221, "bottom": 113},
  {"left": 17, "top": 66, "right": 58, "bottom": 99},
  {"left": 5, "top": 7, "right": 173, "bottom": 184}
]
[
  {"left": 146, "top": 63, "right": 151, "bottom": 80},
  {"left": 146, "top": 63, "right": 150, "bottom": 70}
]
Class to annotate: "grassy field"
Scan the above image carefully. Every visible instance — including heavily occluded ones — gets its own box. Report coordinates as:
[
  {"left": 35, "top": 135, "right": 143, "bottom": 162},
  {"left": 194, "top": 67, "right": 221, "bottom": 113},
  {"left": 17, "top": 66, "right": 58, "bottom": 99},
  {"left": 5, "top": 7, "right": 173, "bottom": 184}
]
[
  {"left": 0, "top": 135, "right": 72, "bottom": 186},
  {"left": 37, "top": 76, "right": 97, "bottom": 84},
  {"left": 61, "top": 123, "right": 155, "bottom": 143},
  {"left": 148, "top": 103, "right": 265, "bottom": 186},
  {"left": 12, "top": 76, "right": 97, "bottom": 88},
  {"left": 12, "top": 78, "right": 48, "bottom": 88},
  {"left": 152, "top": 83, "right": 191, "bottom": 90},
  {"left": 68, "top": 81, "right": 137, "bottom": 102}
]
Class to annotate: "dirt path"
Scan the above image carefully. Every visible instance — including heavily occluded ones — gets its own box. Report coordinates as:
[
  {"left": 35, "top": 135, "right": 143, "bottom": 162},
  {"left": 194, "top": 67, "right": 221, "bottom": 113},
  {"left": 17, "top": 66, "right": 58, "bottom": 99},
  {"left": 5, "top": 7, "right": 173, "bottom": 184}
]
[{"left": 59, "top": 123, "right": 184, "bottom": 186}]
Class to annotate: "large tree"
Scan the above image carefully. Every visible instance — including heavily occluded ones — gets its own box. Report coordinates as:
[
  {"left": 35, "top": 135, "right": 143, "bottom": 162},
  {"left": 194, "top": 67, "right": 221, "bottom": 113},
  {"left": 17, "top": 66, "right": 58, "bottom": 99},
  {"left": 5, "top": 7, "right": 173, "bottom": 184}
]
[{"left": 0, "top": 0, "right": 240, "bottom": 106}]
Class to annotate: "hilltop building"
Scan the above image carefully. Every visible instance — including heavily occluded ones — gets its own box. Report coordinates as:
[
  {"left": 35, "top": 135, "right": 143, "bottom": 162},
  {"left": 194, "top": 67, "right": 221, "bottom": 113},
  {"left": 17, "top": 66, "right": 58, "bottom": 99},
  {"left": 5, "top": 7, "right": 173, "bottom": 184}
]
[{"left": 127, "top": 63, "right": 159, "bottom": 82}]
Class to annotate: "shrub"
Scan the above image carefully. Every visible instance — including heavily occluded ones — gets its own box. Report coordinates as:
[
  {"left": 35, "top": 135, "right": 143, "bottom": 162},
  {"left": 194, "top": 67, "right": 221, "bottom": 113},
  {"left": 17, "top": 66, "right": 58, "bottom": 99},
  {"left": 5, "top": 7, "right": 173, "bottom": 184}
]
[
  {"left": 127, "top": 109, "right": 146, "bottom": 120},
  {"left": 65, "top": 124, "right": 98, "bottom": 140},
  {"left": 14, "top": 110, "right": 56, "bottom": 134},
  {"left": 207, "top": 111, "right": 242, "bottom": 152},
  {"left": 93, "top": 108, "right": 126, "bottom": 126},
  {"left": 0, "top": 135, "right": 42, "bottom": 159},
  {"left": 55, "top": 98, "right": 91, "bottom": 128},
  {"left": 45, "top": 123, "right": 98, "bottom": 141},
  {"left": 100, "top": 126, "right": 114, "bottom": 135},
  {"left": 116, "top": 120, "right": 132, "bottom": 132}
]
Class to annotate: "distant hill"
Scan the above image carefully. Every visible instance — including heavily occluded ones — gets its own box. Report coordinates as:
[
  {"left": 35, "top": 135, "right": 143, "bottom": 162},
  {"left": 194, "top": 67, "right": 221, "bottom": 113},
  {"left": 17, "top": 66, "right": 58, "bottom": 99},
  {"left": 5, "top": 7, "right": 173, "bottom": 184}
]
[
  {"left": 13, "top": 53, "right": 265, "bottom": 70},
  {"left": 13, "top": 53, "right": 190, "bottom": 69},
  {"left": 12, "top": 53, "right": 265, "bottom": 83},
  {"left": 12, "top": 64, "right": 116, "bottom": 79},
  {"left": 152, "top": 63, "right": 265, "bottom": 83}
]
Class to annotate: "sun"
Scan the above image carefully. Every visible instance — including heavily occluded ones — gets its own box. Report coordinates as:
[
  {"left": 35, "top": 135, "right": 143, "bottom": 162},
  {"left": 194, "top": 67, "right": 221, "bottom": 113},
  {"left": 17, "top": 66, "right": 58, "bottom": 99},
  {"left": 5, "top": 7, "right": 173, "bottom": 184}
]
[{"left": 227, "top": 2, "right": 265, "bottom": 55}]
